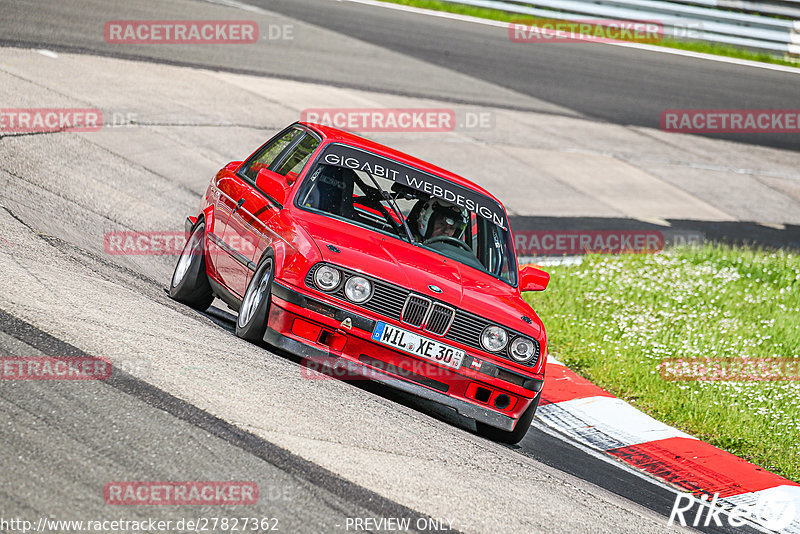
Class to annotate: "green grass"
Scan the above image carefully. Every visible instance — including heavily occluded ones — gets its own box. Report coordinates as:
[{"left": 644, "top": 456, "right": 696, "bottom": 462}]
[
  {"left": 379, "top": 0, "right": 800, "bottom": 68},
  {"left": 524, "top": 244, "right": 800, "bottom": 482}
]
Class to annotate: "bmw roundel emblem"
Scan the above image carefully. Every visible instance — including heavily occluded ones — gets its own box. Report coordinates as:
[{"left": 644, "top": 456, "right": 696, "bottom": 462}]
[{"left": 428, "top": 285, "right": 442, "bottom": 294}]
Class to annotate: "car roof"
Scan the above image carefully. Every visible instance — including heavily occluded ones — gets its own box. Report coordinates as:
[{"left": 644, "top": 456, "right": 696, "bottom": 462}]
[{"left": 301, "top": 122, "right": 503, "bottom": 206}]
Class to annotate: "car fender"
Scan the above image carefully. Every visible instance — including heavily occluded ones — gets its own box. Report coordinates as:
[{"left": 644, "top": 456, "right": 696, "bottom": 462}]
[
  {"left": 262, "top": 210, "right": 324, "bottom": 287},
  {"left": 268, "top": 231, "right": 315, "bottom": 288},
  {"left": 201, "top": 204, "right": 216, "bottom": 235},
  {"left": 269, "top": 240, "right": 287, "bottom": 278}
]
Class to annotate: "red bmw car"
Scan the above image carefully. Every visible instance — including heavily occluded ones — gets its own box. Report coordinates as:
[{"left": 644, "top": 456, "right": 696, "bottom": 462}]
[{"left": 170, "top": 122, "right": 550, "bottom": 443}]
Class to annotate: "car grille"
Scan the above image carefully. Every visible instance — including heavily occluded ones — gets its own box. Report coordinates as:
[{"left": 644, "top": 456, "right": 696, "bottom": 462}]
[
  {"left": 305, "top": 263, "right": 539, "bottom": 366},
  {"left": 359, "top": 280, "right": 407, "bottom": 318},
  {"left": 401, "top": 295, "right": 430, "bottom": 328},
  {"left": 446, "top": 310, "right": 486, "bottom": 348},
  {"left": 425, "top": 303, "right": 455, "bottom": 335},
  {"left": 399, "top": 296, "right": 455, "bottom": 336}
]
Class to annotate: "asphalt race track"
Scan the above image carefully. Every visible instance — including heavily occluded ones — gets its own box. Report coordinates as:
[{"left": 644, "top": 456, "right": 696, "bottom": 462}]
[
  {"left": 0, "top": 0, "right": 798, "bottom": 532},
  {"left": 3, "top": 0, "right": 800, "bottom": 150}
]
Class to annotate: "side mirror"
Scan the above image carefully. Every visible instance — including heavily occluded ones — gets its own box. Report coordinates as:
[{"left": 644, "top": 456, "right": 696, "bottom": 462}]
[
  {"left": 519, "top": 265, "right": 549, "bottom": 292},
  {"left": 256, "top": 168, "right": 289, "bottom": 206},
  {"left": 225, "top": 161, "right": 243, "bottom": 172}
]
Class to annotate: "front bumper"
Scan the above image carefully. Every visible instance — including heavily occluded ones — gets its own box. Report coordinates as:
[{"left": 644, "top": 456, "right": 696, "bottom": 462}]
[
  {"left": 265, "top": 327, "right": 517, "bottom": 431},
  {"left": 265, "top": 281, "right": 544, "bottom": 432}
]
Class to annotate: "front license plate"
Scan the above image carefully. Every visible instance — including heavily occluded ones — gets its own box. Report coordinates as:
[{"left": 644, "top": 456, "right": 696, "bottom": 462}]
[{"left": 371, "top": 322, "right": 465, "bottom": 370}]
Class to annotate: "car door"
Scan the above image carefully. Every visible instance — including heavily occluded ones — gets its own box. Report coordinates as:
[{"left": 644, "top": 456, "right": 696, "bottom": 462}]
[
  {"left": 248, "top": 128, "right": 322, "bottom": 278},
  {"left": 218, "top": 127, "right": 320, "bottom": 298},
  {"left": 212, "top": 127, "right": 302, "bottom": 297},
  {"left": 203, "top": 161, "right": 240, "bottom": 283}
]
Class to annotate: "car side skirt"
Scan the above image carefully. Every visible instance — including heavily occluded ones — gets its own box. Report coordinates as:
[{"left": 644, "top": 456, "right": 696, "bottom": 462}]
[{"left": 208, "top": 277, "right": 242, "bottom": 312}]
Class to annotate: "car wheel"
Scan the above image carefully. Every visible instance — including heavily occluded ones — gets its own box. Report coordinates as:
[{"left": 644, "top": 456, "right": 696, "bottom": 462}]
[
  {"left": 476, "top": 394, "right": 540, "bottom": 445},
  {"left": 235, "top": 253, "right": 274, "bottom": 342},
  {"left": 169, "top": 221, "right": 214, "bottom": 310}
]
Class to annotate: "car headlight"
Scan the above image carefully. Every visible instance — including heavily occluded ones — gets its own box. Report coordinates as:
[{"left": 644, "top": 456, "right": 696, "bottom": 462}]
[
  {"left": 344, "top": 276, "right": 372, "bottom": 303},
  {"left": 314, "top": 265, "right": 341, "bottom": 291},
  {"left": 510, "top": 337, "right": 537, "bottom": 363},
  {"left": 481, "top": 325, "right": 507, "bottom": 352}
]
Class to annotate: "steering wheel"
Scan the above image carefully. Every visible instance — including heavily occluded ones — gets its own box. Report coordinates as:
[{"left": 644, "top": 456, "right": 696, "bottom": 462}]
[{"left": 424, "top": 236, "right": 473, "bottom": 252}]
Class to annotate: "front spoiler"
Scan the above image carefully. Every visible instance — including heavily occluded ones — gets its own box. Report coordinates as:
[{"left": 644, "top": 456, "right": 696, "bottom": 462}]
[
  {"left": 185, "top": 215, "right": 198, "bottom": 234},
  {"left": 264, "top": 327, "right": 518, "bottom": 432}
]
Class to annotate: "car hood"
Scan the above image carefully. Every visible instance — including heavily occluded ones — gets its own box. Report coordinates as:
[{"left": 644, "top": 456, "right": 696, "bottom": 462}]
[{"left": 296, "top": 212, "right": 543, "bottom": 338}]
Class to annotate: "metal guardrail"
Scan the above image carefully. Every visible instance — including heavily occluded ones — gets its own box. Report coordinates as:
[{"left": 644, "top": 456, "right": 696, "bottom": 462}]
[
  {"left": 437, "top": 0, "right": 800, "bottom": 56},
  {"left": 687, "top": 1, "right": 800, "bottom": 19},
  {"left": 670, "top": 0, "right": 800, "bottom": 20}
]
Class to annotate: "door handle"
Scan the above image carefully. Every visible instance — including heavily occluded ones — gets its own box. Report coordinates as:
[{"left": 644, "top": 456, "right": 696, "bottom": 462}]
[{"left": 233, "top": 198, "right": 245, "bottom": 212}]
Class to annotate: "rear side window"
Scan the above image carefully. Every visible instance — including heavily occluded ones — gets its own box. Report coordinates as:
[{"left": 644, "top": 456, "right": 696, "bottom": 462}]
[
  {"left": 242, "top": 128, "right": 303, "bottom": 181},
  {"left": 274, "top": 134, "right": 320, "bottom": 182}
]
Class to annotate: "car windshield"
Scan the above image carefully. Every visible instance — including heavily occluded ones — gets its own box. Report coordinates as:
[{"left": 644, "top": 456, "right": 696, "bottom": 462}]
[{"left": 296, "top": 143, "right": 518, "bottom": 285}]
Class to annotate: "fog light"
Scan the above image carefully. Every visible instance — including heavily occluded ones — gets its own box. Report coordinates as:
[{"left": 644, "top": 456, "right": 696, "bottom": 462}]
[{"left": 494, "top": 394, "right": 511, "bottom": 410}]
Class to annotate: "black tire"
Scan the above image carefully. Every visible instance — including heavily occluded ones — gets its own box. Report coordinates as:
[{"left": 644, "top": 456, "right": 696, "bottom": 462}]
[
  {"left": 476, "top": 394, "right": 540, "bottom": 444},
  {"left": 235, "top": 252, "right": 275, "bottom": 342},
  {"left": 169, "top": 221, "right": 214, "bottom": 311}
]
